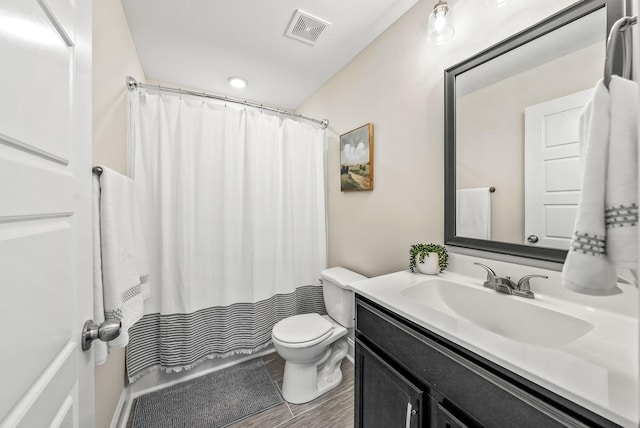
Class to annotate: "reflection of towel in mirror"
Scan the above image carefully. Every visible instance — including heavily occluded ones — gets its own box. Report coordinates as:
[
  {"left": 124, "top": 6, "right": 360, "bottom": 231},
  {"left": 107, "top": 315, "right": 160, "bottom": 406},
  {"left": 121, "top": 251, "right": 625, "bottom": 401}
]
[
  {"left": 456, "top": 188, "right": 491, "bottom": 240},
  {"left": 562, "top": 77, "right": 638, "bottom": 295}
]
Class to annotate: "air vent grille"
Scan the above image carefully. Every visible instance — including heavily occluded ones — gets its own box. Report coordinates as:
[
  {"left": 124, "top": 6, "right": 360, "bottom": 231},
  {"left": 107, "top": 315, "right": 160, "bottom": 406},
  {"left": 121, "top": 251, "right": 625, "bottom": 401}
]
[{"left": 285, "top": 10, "right": 331, "bottom": 45}]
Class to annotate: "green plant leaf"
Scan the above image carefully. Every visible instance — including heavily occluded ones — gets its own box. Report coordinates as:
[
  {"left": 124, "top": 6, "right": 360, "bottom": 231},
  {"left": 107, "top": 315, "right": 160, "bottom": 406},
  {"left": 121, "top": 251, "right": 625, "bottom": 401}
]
[{"left": 409, "top": 243, "right": 449, "bottom": 273}]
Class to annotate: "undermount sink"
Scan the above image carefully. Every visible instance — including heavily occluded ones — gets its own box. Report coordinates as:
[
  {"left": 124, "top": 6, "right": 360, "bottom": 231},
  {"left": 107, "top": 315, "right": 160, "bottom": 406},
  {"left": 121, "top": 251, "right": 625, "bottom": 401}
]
[{"left": 400, "top": 278, "right": 594, "bottom": 348}]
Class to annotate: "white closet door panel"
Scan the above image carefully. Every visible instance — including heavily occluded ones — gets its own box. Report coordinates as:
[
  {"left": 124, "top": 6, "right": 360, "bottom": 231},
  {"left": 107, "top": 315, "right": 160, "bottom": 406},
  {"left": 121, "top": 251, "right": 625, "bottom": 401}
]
[
  {"left": 51, "top": 397, "right": 74, "bottom": 428},
  {"left": 13, "top": 343, "right": 76, "bottom": 428},
  {"left": 0, "top": 220, "right": 73, "bottom": 420},
  {"left": 545, "top": 158, "right": 581, "bottom": 191},
  {"left": 543, "top": 107, "right": 582, "bottom": 147},
  {"left": 0, "top": 0, "right": 73, "bottom": 162},
  {"left": 0, "top": 148, "right": 72, "bottom": 218},
  {"left": 545, "top": 206, "right": 578, "bottom": 239}
]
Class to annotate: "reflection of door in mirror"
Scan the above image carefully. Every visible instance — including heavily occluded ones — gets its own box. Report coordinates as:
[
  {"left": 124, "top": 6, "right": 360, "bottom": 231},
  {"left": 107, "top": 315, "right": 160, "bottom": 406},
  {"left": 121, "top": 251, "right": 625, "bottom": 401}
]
[
  {"left": 455, "top": 9, "right": 605, "bottom": 247},
  {"left": 524, "top": 89, "right": 592, "bottom": 250},
  {"left": 445, "top": 1, "right": 626, "bottom": 262}
]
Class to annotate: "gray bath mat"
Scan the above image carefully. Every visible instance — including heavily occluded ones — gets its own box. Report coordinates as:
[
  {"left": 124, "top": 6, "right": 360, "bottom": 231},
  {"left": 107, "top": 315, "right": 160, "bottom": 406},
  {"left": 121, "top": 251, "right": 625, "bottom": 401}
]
[{"left": 129, "top": 358, "right": 282, "bottom": 427}]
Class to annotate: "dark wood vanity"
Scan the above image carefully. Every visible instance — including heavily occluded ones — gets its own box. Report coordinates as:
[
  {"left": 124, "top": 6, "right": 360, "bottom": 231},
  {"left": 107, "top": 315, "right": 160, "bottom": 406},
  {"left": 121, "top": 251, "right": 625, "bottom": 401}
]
[{"left": 354, "top": 294, "right": 619, "bottom": 428}]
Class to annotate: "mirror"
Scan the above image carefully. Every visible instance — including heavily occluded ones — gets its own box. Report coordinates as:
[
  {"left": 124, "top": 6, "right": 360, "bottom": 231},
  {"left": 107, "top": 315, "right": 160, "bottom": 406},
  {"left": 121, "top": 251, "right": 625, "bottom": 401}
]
[{"left": 444, "top": 0, "right": 627, "bottom": 263}]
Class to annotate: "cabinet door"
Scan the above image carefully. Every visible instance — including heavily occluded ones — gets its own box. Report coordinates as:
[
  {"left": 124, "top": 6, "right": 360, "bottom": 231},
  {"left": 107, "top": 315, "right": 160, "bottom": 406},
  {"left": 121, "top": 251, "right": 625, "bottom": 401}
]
[{"left": 356, "top": 339, "right": 423, "bottom": 428}]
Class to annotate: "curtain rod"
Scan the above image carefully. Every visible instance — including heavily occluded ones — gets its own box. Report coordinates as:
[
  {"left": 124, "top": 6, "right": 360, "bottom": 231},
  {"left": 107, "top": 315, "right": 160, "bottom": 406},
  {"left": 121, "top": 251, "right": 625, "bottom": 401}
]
[{"left": 126, "top": 76, "right": 328, "bottom": 129}]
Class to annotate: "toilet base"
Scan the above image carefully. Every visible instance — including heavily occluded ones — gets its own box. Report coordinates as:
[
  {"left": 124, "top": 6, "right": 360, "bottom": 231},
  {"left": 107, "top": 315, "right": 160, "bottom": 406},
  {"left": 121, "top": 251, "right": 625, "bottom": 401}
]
[{"left": 281, "top": 337, "right": 348, "bottom": 404}]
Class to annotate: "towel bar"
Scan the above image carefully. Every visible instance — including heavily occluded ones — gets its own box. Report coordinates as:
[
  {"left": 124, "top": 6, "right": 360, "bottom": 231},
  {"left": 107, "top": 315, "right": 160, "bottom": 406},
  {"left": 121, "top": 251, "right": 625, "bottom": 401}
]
[{"left": 604, "top": 15, "right": 637, "bottom": 89}]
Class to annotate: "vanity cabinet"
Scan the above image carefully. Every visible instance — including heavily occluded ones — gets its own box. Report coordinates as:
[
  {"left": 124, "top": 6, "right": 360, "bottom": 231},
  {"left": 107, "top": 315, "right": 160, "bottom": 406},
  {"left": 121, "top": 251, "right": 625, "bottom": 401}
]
[
  {"left": 354, "top": 295, "right": 618, "bottom": 428},
  {"left": 355, "top": 340, "right": 423, "bottom": 427}
]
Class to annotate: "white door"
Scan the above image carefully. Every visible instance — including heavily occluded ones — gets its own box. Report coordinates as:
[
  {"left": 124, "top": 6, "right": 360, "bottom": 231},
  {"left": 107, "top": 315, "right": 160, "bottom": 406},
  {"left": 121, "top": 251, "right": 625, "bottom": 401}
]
[
  {"left": 524, "top": 89, "right": 592, "bottom": 250},
  {"left": 0, "top": 1, "right": 93, "bottom": 427}
]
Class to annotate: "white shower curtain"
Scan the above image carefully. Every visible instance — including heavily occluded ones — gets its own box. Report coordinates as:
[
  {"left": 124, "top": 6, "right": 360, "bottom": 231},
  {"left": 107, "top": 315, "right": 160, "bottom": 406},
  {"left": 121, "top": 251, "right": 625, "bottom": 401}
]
[{"left": 125, "top": 90, "right": 327, "bottom": 381}]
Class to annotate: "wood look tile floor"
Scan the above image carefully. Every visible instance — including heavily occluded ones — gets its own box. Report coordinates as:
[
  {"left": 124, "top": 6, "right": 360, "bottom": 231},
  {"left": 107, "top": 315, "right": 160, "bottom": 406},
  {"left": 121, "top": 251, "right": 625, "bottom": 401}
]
[
  {"left": 229, "top": 353, "right": 354, "bottom": 428},
  {"left": 127, "top": 353, "right": 354, "bottom": 428}
]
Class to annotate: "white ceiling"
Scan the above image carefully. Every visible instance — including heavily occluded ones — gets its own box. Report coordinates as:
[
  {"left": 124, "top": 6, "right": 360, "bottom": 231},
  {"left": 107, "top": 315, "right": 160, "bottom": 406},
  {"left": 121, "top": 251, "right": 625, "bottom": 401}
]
[{"left": 120, "top": 0, "right": 419, "bottom": 110}]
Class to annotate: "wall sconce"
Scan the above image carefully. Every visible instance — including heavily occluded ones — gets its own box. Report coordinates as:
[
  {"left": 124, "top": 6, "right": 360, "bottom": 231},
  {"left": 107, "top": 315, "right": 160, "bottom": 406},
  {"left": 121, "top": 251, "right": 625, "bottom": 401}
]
[{"left": 427, "top": 0, "right": 455, "bottom": 45}]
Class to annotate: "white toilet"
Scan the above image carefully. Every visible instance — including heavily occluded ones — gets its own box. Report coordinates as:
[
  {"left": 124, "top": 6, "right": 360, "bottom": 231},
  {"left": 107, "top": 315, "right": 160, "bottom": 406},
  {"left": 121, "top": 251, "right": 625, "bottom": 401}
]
[{"left": 271, "top": 266, "right": 366, "bottom": 404}]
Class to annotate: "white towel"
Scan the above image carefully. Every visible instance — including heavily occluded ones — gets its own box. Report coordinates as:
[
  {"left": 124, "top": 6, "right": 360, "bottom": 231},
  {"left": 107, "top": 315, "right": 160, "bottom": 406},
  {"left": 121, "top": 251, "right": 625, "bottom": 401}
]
[
  {"left": 94, "top": 166, "right": 150, "bottom": 353},
  {"left": 605, "top": 76, "right": 638, "bottom": 268},
  {"left": 92, "top": 176, "right": 108, "bottom": 365},
  {"left": 562, "top": 77, "right": 638, "bottom": 295},
  {"left": 456, "top": 188, "right": 491, "bottom": 239}
]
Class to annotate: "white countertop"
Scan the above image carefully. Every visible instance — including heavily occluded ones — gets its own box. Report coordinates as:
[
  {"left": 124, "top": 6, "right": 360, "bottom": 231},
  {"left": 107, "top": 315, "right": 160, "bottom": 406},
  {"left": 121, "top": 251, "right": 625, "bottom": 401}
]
[{"left": 350, "top": 270, "right": 639, "bottom": 427}]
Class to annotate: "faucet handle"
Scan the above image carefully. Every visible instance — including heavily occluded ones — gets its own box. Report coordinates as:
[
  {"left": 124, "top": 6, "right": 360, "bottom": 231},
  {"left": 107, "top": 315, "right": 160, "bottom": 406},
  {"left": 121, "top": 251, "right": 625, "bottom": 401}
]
[
  {"left": 517, "top": 274, "right": 548, "bottom": 292},
  {"left": 473, "top": 262, "right": 497, "bottom": 281},
  {"left": 474, "top": 262, "right": 499, "bottom": 290}
]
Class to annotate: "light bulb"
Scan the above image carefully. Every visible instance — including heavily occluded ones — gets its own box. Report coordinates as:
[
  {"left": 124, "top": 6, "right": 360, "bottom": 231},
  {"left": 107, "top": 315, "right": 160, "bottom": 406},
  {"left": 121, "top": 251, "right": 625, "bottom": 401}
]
[{"left": 427, "top": 1, "right": 454, "bottom": 46}]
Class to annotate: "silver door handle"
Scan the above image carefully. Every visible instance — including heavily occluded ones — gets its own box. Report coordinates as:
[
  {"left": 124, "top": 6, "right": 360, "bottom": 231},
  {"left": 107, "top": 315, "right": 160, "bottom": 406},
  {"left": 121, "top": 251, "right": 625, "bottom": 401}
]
[
  {"left": 405, "top": 402, "right": 416, "bottom": 428},
  {"left": 81, "top": 319, "right": 121, "bottom": 351},
  {"left": 527, "top": 235, "right": 539, "bottom": 244}
]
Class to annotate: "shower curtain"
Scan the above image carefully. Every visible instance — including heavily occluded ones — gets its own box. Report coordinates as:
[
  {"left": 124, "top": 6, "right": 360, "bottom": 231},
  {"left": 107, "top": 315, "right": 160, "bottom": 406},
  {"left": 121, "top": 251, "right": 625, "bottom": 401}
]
[{"left": 125, "top": 89, "right": 327, "bottom": 381}]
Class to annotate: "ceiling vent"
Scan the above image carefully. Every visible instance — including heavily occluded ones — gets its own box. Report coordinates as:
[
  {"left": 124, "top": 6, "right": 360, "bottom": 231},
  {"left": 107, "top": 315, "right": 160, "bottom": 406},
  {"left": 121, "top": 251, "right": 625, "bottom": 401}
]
[{"left": 285, "top": 10, "right": 331, "bottom": 46}]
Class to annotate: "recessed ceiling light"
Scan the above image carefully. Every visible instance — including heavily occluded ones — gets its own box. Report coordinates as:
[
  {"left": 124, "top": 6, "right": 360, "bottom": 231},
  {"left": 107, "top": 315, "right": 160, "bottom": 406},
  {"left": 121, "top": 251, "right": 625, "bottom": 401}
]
[{"left": 227, "top": 76, "right": 247, "bottom": 89}]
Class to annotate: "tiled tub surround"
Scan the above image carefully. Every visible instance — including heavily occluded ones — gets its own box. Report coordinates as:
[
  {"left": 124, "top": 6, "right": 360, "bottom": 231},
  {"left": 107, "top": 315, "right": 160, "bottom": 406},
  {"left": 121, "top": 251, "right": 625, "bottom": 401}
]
[{"left": 349, "top": 254, "right": 639, "bottom": 427}]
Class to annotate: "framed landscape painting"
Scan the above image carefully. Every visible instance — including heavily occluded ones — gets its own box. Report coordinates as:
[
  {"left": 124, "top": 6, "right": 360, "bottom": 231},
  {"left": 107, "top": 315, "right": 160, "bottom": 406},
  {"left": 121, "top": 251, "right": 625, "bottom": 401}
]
[{"left": 340, "top": 123, "right": 373, "bottom": 191}]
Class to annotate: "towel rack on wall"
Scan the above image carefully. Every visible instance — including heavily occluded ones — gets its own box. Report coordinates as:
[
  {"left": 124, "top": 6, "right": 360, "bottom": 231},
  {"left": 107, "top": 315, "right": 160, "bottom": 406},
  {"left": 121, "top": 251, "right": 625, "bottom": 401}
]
[
  {"left": 604, "top": 15, "right": 637, "bottom": 89},
  {"left": 92, "top": 166, "right": 103, "bottom": 176}
]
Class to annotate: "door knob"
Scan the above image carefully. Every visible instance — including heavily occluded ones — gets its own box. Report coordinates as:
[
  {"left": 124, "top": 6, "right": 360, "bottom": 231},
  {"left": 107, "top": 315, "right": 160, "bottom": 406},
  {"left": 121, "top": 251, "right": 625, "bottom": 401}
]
[
  {"left": 81, "top": 319, "right": 121, "bottom": 351},
  {"left": 527, "top": 235, "right": 539, "bottom": 244}
]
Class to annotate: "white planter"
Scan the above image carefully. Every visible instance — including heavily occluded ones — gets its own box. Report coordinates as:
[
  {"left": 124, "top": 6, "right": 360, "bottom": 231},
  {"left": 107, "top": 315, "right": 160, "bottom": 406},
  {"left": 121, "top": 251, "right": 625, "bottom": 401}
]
[{"left": 416, "top": 252, "right": 440, "bottom": 275}]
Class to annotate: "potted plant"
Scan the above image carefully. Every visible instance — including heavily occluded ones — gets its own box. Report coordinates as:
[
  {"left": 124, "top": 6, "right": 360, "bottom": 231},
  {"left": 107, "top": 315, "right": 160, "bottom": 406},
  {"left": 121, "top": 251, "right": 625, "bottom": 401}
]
[{"left": 409, "top": 243, "right": 449, "bottom": 275}]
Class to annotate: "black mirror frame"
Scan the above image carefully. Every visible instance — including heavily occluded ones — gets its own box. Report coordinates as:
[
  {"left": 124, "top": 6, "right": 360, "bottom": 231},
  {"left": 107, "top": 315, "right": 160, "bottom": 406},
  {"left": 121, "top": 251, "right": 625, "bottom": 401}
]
[{"left": 444, "top": 0, "right": 627, "bottom": 263}]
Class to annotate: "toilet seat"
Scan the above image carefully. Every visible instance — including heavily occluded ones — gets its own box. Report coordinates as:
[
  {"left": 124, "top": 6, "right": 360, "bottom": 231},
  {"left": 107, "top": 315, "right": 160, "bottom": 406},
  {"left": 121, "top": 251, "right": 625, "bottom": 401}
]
[{"left": 272, "top": 313, "right": 334, "bottom": 347}]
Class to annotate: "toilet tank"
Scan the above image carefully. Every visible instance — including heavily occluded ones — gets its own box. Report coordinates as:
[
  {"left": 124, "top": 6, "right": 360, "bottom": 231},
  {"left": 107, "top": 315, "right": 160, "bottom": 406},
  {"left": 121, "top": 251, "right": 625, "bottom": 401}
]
[{"left": 320, "top": 267, "right": 366, "bottom": 328}]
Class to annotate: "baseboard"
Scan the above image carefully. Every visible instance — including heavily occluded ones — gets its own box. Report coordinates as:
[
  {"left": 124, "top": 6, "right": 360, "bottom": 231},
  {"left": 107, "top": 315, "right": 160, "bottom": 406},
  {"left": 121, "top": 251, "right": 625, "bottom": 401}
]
[
  {"left": 346, "top": 337, "right": 355, "bottom": 364},
  {"left": 110, "top": 386, "right": 130, "bottom": 428}
]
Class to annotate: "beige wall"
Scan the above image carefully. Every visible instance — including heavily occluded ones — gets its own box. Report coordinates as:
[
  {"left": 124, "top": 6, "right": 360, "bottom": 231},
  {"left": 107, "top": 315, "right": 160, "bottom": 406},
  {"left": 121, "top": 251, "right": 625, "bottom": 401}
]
[
  {"left": 87, "top": 0, "right": 596, "bottom": 421},
  {"left": 92, "top": 0, "right": 146, "bottom": 427},
  {"left": 296, "top": 0, "right": 578, "bottom": 278},
  {"left": 456, "top": 42, "right": 602, "bottom": 244}
]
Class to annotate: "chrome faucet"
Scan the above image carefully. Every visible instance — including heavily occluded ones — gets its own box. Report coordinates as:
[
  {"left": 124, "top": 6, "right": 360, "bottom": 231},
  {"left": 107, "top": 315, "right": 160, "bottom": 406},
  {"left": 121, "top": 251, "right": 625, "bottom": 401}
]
[{"left": 473, "top": 262, "right": 547, "bottom": 299}]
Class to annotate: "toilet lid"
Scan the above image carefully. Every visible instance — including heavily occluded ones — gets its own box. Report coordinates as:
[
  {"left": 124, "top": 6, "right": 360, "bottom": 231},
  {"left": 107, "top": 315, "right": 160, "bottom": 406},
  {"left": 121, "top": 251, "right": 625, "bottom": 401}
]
[{"left": 272, "top": 313, "right": 333, "bottom": 344}]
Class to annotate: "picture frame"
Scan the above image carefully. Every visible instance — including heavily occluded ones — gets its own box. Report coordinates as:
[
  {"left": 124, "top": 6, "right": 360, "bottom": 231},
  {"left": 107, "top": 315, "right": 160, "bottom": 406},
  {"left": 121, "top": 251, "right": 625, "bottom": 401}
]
[{"left": 340, "top": 123, "right": 374, "bottom": 191}]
